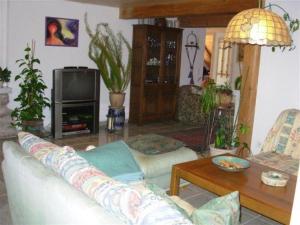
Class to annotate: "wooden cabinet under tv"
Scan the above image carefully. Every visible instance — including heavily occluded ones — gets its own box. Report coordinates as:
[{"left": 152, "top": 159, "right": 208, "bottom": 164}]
[{"left": 129, "top": 25, "right": 182, "bottom": 125}]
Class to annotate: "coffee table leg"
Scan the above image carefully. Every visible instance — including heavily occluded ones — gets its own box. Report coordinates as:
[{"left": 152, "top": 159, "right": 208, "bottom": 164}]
[{"left": 170, "top": 166, "right": 180, "bottom": 195}]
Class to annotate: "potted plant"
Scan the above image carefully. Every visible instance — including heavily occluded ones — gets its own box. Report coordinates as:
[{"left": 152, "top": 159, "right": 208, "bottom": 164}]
[
  {"left": 11, "top": 41, "right": 50, "bottom": 133},
  {"left": 200, "top": 79, "right": 233, "bottom": 145},
  {"left": 200, "top": 79, "right": 233, "bottom": 113},
  {"left": 85, "top": 14, "right": 132, "bottom": 108},
  {"left": 216, "top": 83, "right": 233, "bottom": 108},
  {"left": 0, "top": 67, "right": 11, "bottom": 88},
  {"left": 200, "top": 78, "right": 248, "bottom": 155},
  {"left": 210, "top": 114, "right": 249, "bottom": 156}
]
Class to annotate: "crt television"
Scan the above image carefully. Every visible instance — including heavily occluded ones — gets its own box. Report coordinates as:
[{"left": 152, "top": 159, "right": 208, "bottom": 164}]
[{"left": 53, "top": 68, "right": 100, "bottom": 102}]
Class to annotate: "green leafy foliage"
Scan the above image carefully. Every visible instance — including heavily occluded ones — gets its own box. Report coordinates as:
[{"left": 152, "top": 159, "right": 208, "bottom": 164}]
[
  {"left": 268, "top": 4, "right": 300, "bottom": 52},
  {"left": 0, "top": 67, "right": 11, "bottom": 82},
  {"left": 11, "top": 42, "right": 50, "bottom": 128},
  {"left": 200, "top": 80, "right": 233, "bottom": 115},
  {"left": 216, "top": 83, "right": 233, "bottom": 95},
  {"left": 200, "top": 78, "right": 217, "bottom": 115},
  {"left": 201, "top": 78, "right": 249, "bottom": 150},
  {"left": 214, "top": 115, "right": 249, "bottom": 150},
  {"left": 85, "top": 14, "right": 132, "bottom": 93},
  {"left": 234, "top": 76, "right": 242, "bottom": 90}
]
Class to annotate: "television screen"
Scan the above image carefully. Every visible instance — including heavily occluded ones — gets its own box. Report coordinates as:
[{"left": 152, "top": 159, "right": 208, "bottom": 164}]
[{"left": 62, "top": 70, "right": 96, "bottom": 101}]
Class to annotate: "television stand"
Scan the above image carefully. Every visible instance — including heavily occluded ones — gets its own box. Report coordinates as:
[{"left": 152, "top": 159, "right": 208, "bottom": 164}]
[
  {"left": 53, "top": 101, "right": 99, "bottom": 138},
  {"left": 51, "top": 68, "right": 100, "bottom": 139}
]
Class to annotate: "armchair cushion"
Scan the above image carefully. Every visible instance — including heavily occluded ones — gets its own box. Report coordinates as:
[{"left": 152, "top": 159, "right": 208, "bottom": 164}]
[
  {"left": 249, "top": 152, "right": 299, "bottom": 176},
  {"left": 261, "top": 109, "right": 300, "bottom": 159}
]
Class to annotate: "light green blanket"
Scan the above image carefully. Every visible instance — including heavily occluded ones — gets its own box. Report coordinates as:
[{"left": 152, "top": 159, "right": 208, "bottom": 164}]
[{"left": 77, "top": 140, "right": 143, "bottom": 183}]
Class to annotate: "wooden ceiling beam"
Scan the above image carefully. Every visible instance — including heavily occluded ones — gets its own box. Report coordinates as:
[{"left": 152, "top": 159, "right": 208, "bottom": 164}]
[
  {"left": 179, "top": 13, "right": 236, "bottom": 27},
  {"left": 119, "top": 0, "right": 258, "bottom": 19}
]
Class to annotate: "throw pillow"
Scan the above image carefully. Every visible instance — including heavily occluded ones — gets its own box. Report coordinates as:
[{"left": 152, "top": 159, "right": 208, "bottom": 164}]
[
  {"left": 191, "top": 191, "right": 240, "bottom": 225},
  {"left": 126, "top": 133, "right": 185, "bottom": 155}
]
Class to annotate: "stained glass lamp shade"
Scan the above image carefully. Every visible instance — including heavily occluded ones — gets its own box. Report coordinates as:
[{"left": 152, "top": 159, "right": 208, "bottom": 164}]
[{"left": 224, "top": 8, "right": 292, "bottom": 46}]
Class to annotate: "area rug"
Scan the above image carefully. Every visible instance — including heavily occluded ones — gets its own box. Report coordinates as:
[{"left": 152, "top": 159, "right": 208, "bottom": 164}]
[{"left": 162, "top": 128, "right": 206, "bottom": 151}]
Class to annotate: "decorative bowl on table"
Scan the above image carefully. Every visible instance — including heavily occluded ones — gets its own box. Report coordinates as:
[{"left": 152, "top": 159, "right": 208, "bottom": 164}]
[
  {"left": 261, "top": 171, "right": 289, "bottom": 187},
  {"left": 212, "top": 155, "right": 250, "bottom": 172}
]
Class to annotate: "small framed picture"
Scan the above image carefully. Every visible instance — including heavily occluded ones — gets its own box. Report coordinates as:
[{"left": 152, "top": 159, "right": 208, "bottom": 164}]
[{"left": 45, "top": 17, "right": 79, "bottom": 47}]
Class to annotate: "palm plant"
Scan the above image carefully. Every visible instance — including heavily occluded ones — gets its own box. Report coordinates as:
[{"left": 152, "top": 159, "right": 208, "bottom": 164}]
[{"left": 85, "top": 14, "right": 132, "bottom": 94}]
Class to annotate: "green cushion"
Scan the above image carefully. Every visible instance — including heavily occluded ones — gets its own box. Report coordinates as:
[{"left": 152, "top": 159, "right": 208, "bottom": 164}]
[
  {"left": 77, "top": 140, "right": 143, "bottom": 183},
  {"left": 126, "top": 134, "right": 185, "bottom": 155},
  {"left": 191, "top": 191, "right": 240, "bottom": 225}
]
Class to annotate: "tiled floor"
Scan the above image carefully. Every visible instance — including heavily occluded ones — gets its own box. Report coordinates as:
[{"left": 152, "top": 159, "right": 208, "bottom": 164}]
[
  {"left": 0, "top": 122, "right": 283, "bottom": 225},
  {"left": 180, "top": 184, "right": 282, "bottom": 225}
]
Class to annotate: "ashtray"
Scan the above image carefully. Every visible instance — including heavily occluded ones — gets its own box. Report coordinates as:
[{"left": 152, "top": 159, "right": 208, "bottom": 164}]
[{"left": 261, "top": 171, "right": 289, "bottom": 187}]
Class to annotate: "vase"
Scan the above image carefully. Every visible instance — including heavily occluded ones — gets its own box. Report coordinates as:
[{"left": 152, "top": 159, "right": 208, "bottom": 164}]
[
  {"left": 109, "top": 92, "right": 125, "bottom": 108},
  {"left": 22, "top": 120, "right": 44, "bottom": 136},
  {"left": 209, "top": 144, "right": 237, "bottom": 157},
  {"left": 216, "top": 92, "right": 233, "bottom": 108}
]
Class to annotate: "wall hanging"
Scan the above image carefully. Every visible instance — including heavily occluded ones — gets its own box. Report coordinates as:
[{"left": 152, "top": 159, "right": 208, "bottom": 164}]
[
  {"left": 185, "top": 31, "right": 199, "bottom": 84},
  {"left": 45, "top": 17, "right": 79, "bottom": 47}
]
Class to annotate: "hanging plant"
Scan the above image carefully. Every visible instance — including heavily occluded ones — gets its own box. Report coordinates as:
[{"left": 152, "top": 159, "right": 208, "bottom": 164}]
[{"left": 266, "top": 3, "right": 300, "bottom": 52}]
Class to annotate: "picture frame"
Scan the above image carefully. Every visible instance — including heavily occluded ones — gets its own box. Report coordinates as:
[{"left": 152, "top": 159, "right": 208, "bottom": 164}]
[{"left": 45, "top": 17, "right": 79, "bottom": 47}]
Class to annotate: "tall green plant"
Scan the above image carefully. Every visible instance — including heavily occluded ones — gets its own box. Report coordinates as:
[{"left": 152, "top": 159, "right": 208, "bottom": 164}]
[
  {"left": 200, "top": 78, "right": 217, "bottom": 115},
  {"left": 85, "top": 14, "right": 132, "bottom": 93},
  {"left": 11, "top": 41, "right": 50, "bottom": 128}
]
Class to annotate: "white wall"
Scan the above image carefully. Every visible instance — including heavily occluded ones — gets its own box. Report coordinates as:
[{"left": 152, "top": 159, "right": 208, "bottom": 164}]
[
  {"left": 251, "top": 0, "right": 300, "bottom": 154},
  {"left": 179, "top": 28, "right": 206, "bottom": 86},
  {"left": 0, "top": 0, "right": 8, "bottom": 66},
  {"left": 5, "top": 0, "right": 136, "bottom": 127}
]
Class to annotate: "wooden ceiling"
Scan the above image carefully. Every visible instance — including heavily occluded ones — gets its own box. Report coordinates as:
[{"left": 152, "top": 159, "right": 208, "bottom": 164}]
[{"left": 71, "top": 0, "right": 258, "bottom": 26}]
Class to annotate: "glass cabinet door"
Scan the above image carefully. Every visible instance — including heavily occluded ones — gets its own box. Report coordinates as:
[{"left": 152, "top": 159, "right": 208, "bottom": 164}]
[
  {"left": 163, "top": 30, "right": 178, "bottom": 84},
  {"left": 145, "top": 29, "right": 161, "bottom": 84}
]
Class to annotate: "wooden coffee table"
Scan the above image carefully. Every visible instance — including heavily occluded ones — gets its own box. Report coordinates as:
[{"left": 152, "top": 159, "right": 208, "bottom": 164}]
[{"left": 170, "top": 156, "right": 297, "bottom": 225}]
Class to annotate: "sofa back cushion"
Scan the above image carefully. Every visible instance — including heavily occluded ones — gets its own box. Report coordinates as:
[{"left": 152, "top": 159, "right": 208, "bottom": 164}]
[{"left": 261, "top": 109, "right": 300, "bottom": 159}]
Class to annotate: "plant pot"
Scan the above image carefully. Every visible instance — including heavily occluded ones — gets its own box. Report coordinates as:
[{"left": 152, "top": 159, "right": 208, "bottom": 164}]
[
  {"left": 109, "top": 92, "right": 125, "bottom": 108},
  {"left": 216, "top": 92, "right": 233, "bottom": 108},
  {"left": 22, "top": 120, "right": 44, "bottom": 135},
  {"left": 209, "top": 144, "right": 237, "bottom": 157}
]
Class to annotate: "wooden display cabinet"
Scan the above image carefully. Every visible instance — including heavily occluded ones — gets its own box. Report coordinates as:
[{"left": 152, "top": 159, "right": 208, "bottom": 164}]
[{"left": 129, "top": 25, "right": 182, "bottom": 124}]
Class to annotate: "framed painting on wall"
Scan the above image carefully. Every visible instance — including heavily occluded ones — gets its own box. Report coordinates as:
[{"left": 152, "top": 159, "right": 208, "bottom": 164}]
[{"left": 45, "top": 17, "right": 79, "bottom": 47}]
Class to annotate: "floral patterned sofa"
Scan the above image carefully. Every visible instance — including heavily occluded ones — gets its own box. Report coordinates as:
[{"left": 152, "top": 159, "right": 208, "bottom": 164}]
[
  {"left": 249, "top": 109, "right": 300, "bottom": 176},
  {"left": 2, "top": 132, "right": 240, "bottom": 225}
]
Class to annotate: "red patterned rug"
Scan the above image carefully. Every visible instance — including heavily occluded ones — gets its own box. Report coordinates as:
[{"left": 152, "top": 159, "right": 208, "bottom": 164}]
[{"left": 164, "top": 128, "right": 206, "bottom": 151}]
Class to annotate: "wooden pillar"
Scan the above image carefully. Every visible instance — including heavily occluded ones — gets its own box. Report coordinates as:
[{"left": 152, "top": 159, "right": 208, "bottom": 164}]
[{"left": 238, "top": 45, "right": 261, "bottom": 155}]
